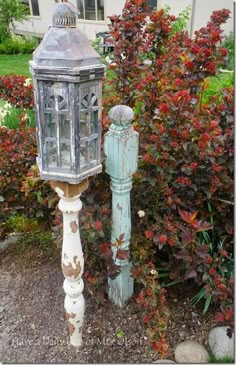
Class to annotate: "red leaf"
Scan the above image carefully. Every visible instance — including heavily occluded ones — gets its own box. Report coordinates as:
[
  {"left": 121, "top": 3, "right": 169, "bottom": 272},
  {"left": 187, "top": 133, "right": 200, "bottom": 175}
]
[
  {"left": 174, "top": 249, "right": 192, "bottom": 262},
  {"left": 225, "top": 307, "right": 233, "bottom": 321},
  {"left": 184, "top": 269, "right": 197, "bottom": 280},
  {"left": 181, "top": 227, "right": 196, "bottom": 244},
  {"left": 116, "top": 249, "right": 130, "bottom": 261},
  {"left": 107, "top": 264, "right": 121, "bottom": 279},
  {"left": 192, "top": 220, "right": 213, "bottom": 232},
  {"left": 195, "top": 246, "right": 209, "bottom": 259},
  {"left": 225, "top": 223, "right": 233, "bottom": 235},
  {"left": 215, "top": 312, "right": 225, "bottom": 322},
  {"left": 178, "top": 209, "right": 198, "bottom": 224},
  {"left": 113, "top": 233, "right": 125, "bottom": 247}
]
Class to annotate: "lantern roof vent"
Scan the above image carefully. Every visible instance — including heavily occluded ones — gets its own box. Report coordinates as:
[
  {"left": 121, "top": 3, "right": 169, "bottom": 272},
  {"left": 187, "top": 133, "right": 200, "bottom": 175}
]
[
  {"left": 30, "top": 1, "right": 104, "bottom": 69},
  {"left": 53, "top": 2, "right": 78, "bottom": 28}
]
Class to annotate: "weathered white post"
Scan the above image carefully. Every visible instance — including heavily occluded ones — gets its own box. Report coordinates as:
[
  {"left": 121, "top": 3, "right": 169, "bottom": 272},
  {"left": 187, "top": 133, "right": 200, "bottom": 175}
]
[
  {"left": 50, "top": 180, "right": 88, "bottom": 347},
  {"left": 104, "top": 105, "right": 139, "bottom": 307},
  {"left": 29, "top": 1, "right": 105, "bottom": 346}
]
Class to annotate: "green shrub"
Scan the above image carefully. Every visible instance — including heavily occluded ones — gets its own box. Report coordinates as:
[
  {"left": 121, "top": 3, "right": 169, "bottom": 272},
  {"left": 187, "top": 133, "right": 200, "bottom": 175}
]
[
  {"left": 4, "top": 214, "right": 40, "bottom": 234},
  {"left": 0, "top": 35, "right": 38, "bottom": 54},
  {"left": 201, "top": 72, "right": 233, "bottom": 104},
  {"left": 0, "top": 0, "right": 29, "bottom": 43},
  {"left": 18, "top": 231, "right": 56, "bottom": 255},
  {"left": 221, "top": 32, "right": 234, "bottom": 70}
]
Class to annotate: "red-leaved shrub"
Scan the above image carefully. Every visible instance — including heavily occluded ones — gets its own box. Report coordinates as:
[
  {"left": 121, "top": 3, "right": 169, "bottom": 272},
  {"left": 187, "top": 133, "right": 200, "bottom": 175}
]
[
  {"left": 104, "top": 0, "right": 234, "bottom": 354},
  {"left": 0, "top": 74, "right": 34, "bottom": 108}
]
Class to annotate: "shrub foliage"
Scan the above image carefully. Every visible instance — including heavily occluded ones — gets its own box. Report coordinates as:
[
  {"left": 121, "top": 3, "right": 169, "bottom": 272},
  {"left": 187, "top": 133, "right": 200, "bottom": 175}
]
[
  {"left": 0, "top": 74, "right": 34, "bottom": 108},
  {"left": 105, "top": 0, "right": 234, "bottom": 353}
]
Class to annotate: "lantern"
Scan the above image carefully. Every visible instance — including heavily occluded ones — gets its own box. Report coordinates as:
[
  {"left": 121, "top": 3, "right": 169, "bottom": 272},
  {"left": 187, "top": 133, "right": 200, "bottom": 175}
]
[{"left": 30, "top": 1, "right": 105, "bottom": 183}]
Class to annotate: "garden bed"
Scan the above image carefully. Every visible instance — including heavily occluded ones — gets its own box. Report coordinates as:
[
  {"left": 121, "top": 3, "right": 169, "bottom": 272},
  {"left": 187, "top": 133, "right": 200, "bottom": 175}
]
[{"left": 0, "top": 241, "right": 216, "bottom": 363}]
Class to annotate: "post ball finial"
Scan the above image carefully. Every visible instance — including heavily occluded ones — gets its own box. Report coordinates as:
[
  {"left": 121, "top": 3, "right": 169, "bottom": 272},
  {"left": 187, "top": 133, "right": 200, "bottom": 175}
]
[{"left": 109, "top": 105, "right": 134, "bottom": 127}]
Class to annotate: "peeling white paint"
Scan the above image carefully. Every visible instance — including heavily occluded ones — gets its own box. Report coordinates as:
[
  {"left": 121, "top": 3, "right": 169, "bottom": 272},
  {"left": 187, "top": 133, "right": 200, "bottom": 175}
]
[{"left": 56, "top": 192, "right": 85, "bottom": 347}]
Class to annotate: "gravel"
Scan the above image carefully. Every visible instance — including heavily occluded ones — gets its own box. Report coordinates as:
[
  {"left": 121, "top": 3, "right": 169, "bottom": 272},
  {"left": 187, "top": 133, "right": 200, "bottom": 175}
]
[{"left": 0, "top": 242, "right": 215, "bottom": 363}]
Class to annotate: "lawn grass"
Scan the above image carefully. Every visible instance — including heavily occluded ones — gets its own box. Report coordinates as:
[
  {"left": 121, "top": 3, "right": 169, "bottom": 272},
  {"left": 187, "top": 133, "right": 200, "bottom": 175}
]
[{"left": 0, "top": 54, "right": 32, "bottom": 76}]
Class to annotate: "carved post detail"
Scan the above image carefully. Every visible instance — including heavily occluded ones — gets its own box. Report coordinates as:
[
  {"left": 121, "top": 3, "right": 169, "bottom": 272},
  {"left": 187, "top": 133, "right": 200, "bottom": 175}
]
[
  {"left": 104, "top": 105, "right": 139, "bottom": 307},
  {"left": 50, "top": 179, "right": 88, "bottom": 347}
]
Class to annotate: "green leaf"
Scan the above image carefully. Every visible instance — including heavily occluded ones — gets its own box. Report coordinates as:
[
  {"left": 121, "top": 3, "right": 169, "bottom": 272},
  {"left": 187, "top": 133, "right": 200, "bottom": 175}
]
[
  {"left": 163, "top": 280, "right": 181, "bottom": 287},
  {"left": 158, "top": 273, "right": 169, "bottom": 278},
  {"left": 191, "top": 287, "right": 206, "bottom": 305},
  {"left": 157, "top": 267, "right": 170, "bottom": 272},
  {"left": 115, "top": 328, "right": 125, "bottom": 339},
  {"left": 203, "top": 295, "right": 212, "bottom": 314}
]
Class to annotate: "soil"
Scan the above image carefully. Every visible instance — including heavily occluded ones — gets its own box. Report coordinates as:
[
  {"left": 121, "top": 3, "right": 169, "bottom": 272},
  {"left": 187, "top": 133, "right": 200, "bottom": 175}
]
[{"left": 0, "top": 242, "right": 216, "bottom": 363}]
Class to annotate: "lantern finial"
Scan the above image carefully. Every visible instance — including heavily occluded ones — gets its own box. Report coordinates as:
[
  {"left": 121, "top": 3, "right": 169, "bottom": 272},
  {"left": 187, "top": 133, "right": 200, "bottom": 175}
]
[{"left": 53, "top": 1, "right": 79, "bottom": 28}]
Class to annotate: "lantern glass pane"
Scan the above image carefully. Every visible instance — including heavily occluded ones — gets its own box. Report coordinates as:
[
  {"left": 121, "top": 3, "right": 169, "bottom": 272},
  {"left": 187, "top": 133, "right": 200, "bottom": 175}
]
[
  {"left": 61, "top": 143, "right": 71, "bottom": 166},
  {"left": 91, "top": 110, "right": 98, "bottom": 134},
  {"left": 60, "top": 116, "right": 70, "bottom": 140},
  {"left": 80, "top": 111, "right": 89, "bottom": 138},
  {"left": 46, "top": 114, "right": 56, "bottom": 138},
  {"left": 80, "top": 143, "right": 87, "bottom": 168},
  {"left": 47, "top": 141, "right": 57, "bottom": 166},
  {"left": 88, "top": 139, "right": 96, "bottom": 162}
]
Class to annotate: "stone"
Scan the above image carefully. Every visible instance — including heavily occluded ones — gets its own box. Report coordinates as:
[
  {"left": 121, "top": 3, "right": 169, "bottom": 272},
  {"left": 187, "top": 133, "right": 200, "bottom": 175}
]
[
  {"left": 153, "top": 360, "right": 175, "bottom": 363},
  {"left": 209, "top": 326, "right": 234, "bottom": 360},
  {"left": 174, "top": 340, "right": 210, "bottom": 363}
]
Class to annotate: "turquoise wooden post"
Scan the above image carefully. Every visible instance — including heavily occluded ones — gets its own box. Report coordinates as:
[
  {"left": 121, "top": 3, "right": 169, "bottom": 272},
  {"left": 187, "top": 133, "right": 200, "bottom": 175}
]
[{"left": 104, "top": 105, "right": 139, "bottom": 307}]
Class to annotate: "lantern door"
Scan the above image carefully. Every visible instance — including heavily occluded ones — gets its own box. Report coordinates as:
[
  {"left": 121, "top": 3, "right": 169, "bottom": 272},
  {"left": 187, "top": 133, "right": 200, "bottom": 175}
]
[{"left": 38, "top": 80, "right": 74, "bottom": 177}]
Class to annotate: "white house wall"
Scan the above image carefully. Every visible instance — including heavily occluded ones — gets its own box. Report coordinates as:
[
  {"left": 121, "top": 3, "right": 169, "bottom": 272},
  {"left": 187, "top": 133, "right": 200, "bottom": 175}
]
[
  {"left": 14, "top": 1, "right": 56, "bottom": 38},
  {"left": 14, "top": 0, "right": 234, "bottom": 40}
]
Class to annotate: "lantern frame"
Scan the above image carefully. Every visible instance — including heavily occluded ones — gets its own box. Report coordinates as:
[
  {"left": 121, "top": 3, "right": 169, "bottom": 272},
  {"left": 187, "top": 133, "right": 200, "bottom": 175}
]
[{"left": 30, "top": 2, "right": 105, "bottom": 184}]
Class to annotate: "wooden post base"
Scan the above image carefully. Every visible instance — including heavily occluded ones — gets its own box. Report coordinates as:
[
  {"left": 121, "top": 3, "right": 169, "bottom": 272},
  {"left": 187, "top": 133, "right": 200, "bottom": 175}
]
[{"left": 50, "top": 179, "right": 89, "bottom": 347}]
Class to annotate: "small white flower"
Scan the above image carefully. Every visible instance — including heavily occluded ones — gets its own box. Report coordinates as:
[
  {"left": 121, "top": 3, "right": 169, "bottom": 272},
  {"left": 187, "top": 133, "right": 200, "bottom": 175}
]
[
  {"left": 150, "top": 269, "right": 158, "bottom": 276},
  {"left": 3, "top": 101, "right": 12, "bottom": 110},
  {"left": 24, "top": 78, "right": 32, "bottom": 87},
  {"left": 137, "top": 210, "right": 145, "bottom": 218}
]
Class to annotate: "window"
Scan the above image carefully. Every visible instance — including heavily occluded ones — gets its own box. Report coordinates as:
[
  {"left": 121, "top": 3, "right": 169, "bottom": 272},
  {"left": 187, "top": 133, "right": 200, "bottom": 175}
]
[
  {"left": 31, "top": 0, "right": 40, "bottom": 16},
  {"left": 147, "top": 0, "right": 157, "bottom": 11},
  {"left": 77, "top": 0, "right": 104, "bottom": 21},
  {"left": 21, "top": 0, "right": 40, "bottom": 16}
]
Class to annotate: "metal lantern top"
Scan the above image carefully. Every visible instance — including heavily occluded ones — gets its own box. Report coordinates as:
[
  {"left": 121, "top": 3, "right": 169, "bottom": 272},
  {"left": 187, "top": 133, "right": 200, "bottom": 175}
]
[
  {"left": 52, "top": 1, "right": 77, "bottom": 27},
  {"left": 31, "top": 1, "right": 102, "bottom": 71}
]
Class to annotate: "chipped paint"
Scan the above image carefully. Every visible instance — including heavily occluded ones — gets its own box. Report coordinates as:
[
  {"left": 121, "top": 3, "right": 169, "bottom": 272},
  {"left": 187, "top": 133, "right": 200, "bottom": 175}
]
[
  {"left": 68, "top": 321, "right": 76, "bottom": 336},
  {"left": 56, "top": 192, "right": 85, "bottom": 346},
  {"left": 73, "top": 255, "right": 78, "bottom": 264},
  {"left": 65, "top": 312, "right": 76, "bottom": 320},
  {"left": 117, "top": 202, "right": 122, "bottom": 212},
  {"left": 70, "top": 220, "right": 78, "bottom": 233},
  {"left": 104, "top": 105, "right": 139, "bottom": 307},
  {"left": 62, "top": 260, "right": 81, "bottom": 278}
]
